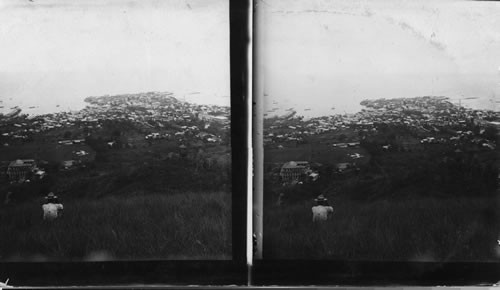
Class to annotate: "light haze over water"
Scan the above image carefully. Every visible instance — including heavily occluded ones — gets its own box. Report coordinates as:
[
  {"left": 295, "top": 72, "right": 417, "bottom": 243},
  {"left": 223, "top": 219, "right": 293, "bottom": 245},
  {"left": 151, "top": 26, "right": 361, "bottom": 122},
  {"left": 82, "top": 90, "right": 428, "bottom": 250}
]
[{"left": 261, "top": 0, "right": 500, "bottom": 118}]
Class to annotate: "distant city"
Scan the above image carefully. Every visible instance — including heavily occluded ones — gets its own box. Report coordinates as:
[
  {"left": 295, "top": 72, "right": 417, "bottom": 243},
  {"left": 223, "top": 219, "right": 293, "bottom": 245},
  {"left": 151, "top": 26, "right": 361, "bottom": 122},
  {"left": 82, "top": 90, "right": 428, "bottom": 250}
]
[
  {"left": 0, "top": 91, "right": 229, "bottom": 149},
  {"left": 264, "top": 96, "right": 499, "bottom": 150}
]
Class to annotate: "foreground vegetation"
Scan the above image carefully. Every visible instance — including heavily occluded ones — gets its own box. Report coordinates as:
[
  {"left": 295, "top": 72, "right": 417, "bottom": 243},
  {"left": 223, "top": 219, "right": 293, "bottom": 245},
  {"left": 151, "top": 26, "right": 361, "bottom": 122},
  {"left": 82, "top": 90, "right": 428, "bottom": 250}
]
[
  {"left": 264, "top": 195, "right": 499, "bottom": 261},
  {"left": 0, "top": 191, "right": 231, "bottom": 261},
  {"left": 0, "top": 119, "right": 232, "bottom": 261}
]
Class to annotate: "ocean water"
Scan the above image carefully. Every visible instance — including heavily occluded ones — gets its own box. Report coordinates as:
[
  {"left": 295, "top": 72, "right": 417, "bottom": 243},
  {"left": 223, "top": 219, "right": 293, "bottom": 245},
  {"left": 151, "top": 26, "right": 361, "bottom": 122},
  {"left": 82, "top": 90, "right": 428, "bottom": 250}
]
[
  {"left": 264, "top": 94, "right": 498, "bottom": 119},
  {"left": 263, "top": 73, "right": 499, "bottom": 119},
  {"left": 0, "top": 71, "right": 230, "bottom": 117}
]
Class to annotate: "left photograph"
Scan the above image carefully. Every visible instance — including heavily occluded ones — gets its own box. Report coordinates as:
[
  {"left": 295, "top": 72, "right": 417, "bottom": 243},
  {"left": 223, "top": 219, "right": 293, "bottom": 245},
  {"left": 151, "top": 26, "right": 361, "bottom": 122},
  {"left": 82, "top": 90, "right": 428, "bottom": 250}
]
[{"left": 0, "top": 0, "right": 231, "bottom": 261}]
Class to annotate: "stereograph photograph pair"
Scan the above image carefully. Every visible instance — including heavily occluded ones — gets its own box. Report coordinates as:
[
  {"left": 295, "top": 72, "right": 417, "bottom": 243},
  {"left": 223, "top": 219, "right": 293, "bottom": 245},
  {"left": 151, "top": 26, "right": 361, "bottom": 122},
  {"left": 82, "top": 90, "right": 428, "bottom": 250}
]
[{"left": 0, "top": 0, "right": 498, "bottom": 287}]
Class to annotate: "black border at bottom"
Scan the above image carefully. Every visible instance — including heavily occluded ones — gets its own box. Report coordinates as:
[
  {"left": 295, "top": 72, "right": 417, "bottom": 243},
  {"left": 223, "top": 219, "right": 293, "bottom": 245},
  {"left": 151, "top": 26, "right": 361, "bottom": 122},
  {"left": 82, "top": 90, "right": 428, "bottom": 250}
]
[
  {"left": 0, "top": 261, "right": 247, "bottom": 286},
  {"left": 252, "top": 260, "right": 500, "bottom": 286}
]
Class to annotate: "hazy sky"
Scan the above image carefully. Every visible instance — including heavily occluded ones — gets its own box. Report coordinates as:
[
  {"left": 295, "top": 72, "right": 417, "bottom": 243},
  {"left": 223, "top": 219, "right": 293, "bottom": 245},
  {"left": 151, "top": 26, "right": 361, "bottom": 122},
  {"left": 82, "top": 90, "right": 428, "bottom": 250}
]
[
  {"left": 261, "top": 0, "right": 500, "bottom": 116},
  {"left": 0, "top": 0, "right": 229, "bottom": 114}
]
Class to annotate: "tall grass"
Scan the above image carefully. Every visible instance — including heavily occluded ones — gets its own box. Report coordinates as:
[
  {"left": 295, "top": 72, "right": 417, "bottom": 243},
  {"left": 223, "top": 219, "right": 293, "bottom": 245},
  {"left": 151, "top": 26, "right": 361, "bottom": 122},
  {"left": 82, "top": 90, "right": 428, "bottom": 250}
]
[
  {"left": 264, "top": 196, "right": 499, "bottom": 261},
  {"left": 0, "top": 191, "right": 231, "bottom": 261}
]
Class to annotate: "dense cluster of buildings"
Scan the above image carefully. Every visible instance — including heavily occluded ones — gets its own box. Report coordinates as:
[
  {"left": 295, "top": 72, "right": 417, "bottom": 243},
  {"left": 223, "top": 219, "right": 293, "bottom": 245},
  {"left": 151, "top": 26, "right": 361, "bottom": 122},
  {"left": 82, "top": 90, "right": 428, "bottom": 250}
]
[
  {"left": 82, "top": 92, "right": 229, "bottom": 126},
  {"left": 264, "top": 96, "right": 498, "bottom": 151},
  {"left": 0, "top": 92, "right": 230, "bottom": 146}
]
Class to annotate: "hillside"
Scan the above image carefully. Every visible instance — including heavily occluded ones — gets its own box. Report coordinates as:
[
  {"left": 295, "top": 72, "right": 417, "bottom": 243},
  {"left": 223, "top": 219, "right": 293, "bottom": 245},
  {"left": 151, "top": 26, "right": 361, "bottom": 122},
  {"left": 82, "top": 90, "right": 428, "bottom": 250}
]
[{"left": 0, "top": 92, "right": 232, "bottom": 260}]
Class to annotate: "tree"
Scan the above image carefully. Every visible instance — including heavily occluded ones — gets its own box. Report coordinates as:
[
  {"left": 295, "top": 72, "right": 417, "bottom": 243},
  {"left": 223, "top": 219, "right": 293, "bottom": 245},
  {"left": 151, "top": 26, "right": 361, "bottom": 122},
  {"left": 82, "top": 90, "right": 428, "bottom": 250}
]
[
  {"left": 112, "top": 129, "right": 121, "bottom": 137},
  {"left": 482, "top": 126, "right": 498, "bottom": 142}
]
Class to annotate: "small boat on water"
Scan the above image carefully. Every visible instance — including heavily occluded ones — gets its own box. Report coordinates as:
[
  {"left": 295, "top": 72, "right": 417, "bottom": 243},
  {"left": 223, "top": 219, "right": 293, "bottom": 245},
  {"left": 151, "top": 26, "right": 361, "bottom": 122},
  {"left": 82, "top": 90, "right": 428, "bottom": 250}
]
[{"left": 5, "top": 107, "right": 21, "bottom": 117}]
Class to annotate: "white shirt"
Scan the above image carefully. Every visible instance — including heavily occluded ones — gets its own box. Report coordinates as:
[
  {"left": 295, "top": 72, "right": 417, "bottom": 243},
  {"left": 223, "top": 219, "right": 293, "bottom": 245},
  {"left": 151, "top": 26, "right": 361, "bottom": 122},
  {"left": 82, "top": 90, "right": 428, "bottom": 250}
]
[
  {"left": 42, "top": 203, "right": 63, "bottom": 221},
  {"left": 312, "top": 205, "right": 333, "bottom": 222}
]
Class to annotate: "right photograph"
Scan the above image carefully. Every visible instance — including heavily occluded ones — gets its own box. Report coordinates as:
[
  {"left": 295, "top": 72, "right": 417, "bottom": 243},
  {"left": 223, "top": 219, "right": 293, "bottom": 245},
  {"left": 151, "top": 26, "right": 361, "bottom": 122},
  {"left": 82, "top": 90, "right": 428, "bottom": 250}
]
[{"left": 259, "top": 0, "right": 499, "bottom": 261}]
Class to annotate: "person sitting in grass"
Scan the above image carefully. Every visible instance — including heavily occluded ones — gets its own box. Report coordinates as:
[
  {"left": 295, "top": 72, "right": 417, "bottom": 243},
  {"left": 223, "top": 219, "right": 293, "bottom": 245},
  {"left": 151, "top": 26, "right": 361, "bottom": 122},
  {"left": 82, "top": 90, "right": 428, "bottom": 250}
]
[
  {"left": 42, "top": 192, "right": 64, "bottom": 221},
  {"left": 312, "top": 194, "right": 333, "bottom": 222}
]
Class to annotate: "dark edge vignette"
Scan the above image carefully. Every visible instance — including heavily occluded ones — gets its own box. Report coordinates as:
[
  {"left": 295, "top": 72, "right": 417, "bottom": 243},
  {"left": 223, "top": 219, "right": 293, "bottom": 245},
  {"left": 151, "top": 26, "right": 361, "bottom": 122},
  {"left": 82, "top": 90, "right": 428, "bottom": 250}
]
[
  {"left": 229, "top": 0, "right": 251, "bottom": 273},
  {"left": 0, "top": 0, "right": 249, "bottom": 287},
  {"left": 252, "top": 260, "right": 500, "bottom": 286},
  {"left": 251, "top": 0, "right": 500, "bottom": 287},
  {"left": 252, "top": 0, "right": 264, "bottom": 263}
]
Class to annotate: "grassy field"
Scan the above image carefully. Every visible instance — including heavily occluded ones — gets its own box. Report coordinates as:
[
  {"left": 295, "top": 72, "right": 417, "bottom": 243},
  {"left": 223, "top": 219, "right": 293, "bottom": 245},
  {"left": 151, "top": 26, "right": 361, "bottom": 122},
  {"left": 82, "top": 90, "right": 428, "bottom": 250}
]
[
  {"left": 265, "top": 143, "right": 370, "bottom": 165},
  {"left": 0, "top": 143, "right": 96, "bottom": 164},
  {"left": 263, "top": 195, "right": 500, "bottom": 261},
  {"left": 0, "top": 191, "right": 231, "bottom": 261}
]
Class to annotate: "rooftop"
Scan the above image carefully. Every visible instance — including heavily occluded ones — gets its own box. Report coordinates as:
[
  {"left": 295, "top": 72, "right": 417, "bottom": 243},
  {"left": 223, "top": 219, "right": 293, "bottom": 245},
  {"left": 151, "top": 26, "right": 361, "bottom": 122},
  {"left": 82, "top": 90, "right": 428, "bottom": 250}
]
[
  {"left": 282, "top": 161, "right": 309, "bottom": 169},
  {"left": 9, "top": 159, "right": 36, "bottom": 167}
]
